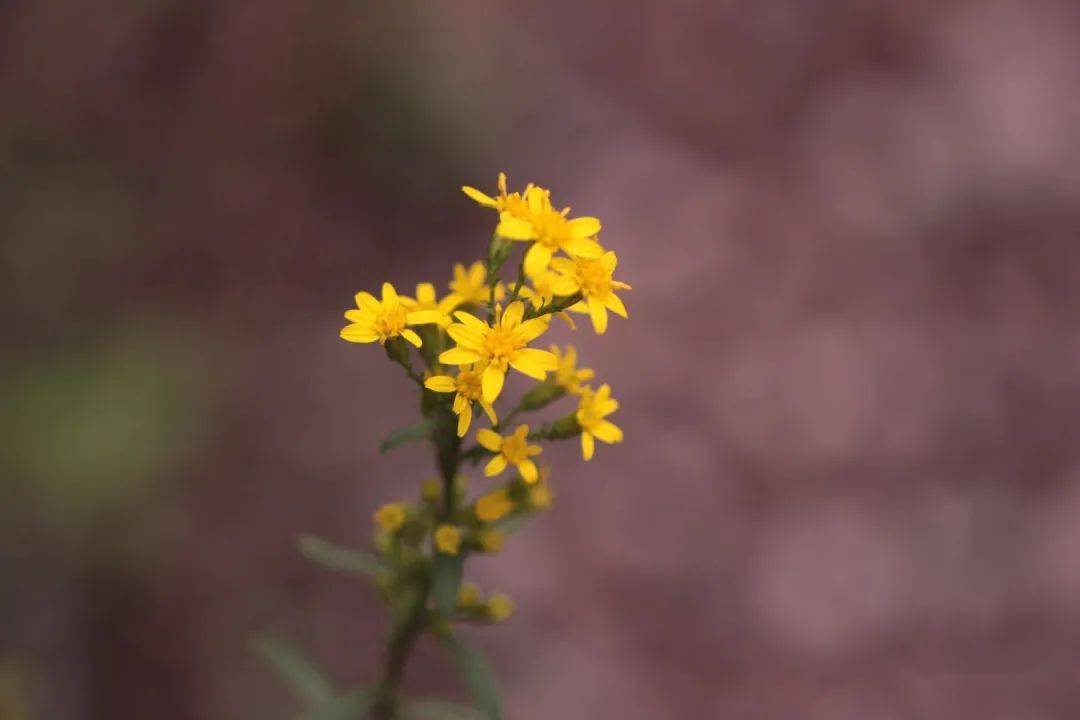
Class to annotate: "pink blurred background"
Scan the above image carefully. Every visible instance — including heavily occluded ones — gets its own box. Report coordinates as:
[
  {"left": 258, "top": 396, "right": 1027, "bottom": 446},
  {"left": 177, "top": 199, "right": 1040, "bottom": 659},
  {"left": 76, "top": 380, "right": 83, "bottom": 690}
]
[{"left": 4, "top": 1, "right": 1080, "bottom": 718}]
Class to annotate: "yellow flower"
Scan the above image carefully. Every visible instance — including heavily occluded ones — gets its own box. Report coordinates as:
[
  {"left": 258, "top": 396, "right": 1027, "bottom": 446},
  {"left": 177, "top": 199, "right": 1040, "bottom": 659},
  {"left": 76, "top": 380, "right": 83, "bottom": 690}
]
[
  {"left": 373, "top": 503, "right": 407, "bottom": 533},
  {"left": 458, "top": 581, "right": 481, "bottom": 607},
  {"left": 529, "top": 482, "right": 553, "bottom": 510},
  {"left": 424, "top": 365, "right": 498, "bottom": 437},
  {"left": 445, "top": 261, "right": 504, "bottom": 307},
  {"left": 462, "top": 172, "right": 533, "bottom": 221},
  {"left": 421, "top": 478, "right": 441, "bottom": 502},
  {"left": 487, "top": 593, "right": 514, "bottom": 622},
  {"left": 520, "top": 270, "right": 577, "bottom": 329},
  {"left": 434, "top": 525, "right": 462, "bottom": 555},
  {"left": 474, "top": 488, "right": 515, "bottom": 522},
  {"left": 498, "top": 187, "right": 605, "bottom": 277},
  {"left": 550, "top": 251, "right": 630, "bottom": 335},
  {"left": 576, "top": 384, "right": 623, "bottom": 460},
  {"left": 438, "top": 301, "right": 557, "bottom": 403},
  {"left": 476, "top": 425, "right": 542, "bottom": 483},
  {"left": 479, "top": 528, "right": 505, "bottom": 553},
  {"left": 341, "top": 282, "right": 424, "bottom": 348},
  {"left": 551, "top": 344, "right": 594, "bottom": 394},
  {"left": 405, "top": 282, "right": 459, "bottom": 329}
]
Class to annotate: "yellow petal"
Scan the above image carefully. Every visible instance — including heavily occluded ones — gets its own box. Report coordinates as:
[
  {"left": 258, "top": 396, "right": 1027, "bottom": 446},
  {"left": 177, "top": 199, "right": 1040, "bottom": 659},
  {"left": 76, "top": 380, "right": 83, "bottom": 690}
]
[
  {"left": 587, "top": 297, "right": 608, "bottom": 334},
  {"left": 340, "top": 325, "right": 379, "bottom": 343},
  {"left": 517, "top": 459, "right": 539, "bottom": 484},
  {"left": 440, "top": 347, "right": 482, "bottom": 365},
  {"left": 354, "top": 291, "right": 380, "bottom": 313},
  {"left": 407, "top": 309, "right": 445, "bottom": 326},
  {"left": 497, "top": 214, "right": 535, "bottom": 240},
  {"left": 344, "top": 309, "right": 375, "bottom": 323},
  {"left": 484, "top": 454, "right": 508, "bottom": 477},
  {"left": 550, "top": 276, "right": 579, "bottom": 296},
  {"left": 509, "top": 348, "right": 558, "bottom": 380},
  {"left": 456, "top": 403, "right": 472, "bottom": 437},
  {"left": 564, "top": 236, "right": 604, "bottom": 258},
  {"left": 481, "top": 364, "right": 505, "bottom": 403},
  {"left": 523, "top": 242, "right": 554, "bottom": 278},
  {"left": 424, "top": 376, "right": 457, "bottom": 393},
  {"left": 501, "top": 301, "right": 525, "bottom": 329},
  {"left": 592, "top": 420, "right": 623, "bottom": 444},
  {"left": 446, "top": 324, "right": 484, "bottom": 348},
  {"left": 604, "top": 292, "right": 628, "bottom": 319},
  {"left": 601, "top": 251, "right": 618, "bottom": 272},
  {"left": 516, "top": 317, "right": 550, "bottom": 342},
  {"left": 568, "top": 216, "right": 601, "bottom": 237},
  {"left": 468, "top": 261, "right": 486, "bottom": 285},
  {"left": 549, "top": 257, "right": 575, "bottom": 274},
  {"left": 480, "top": 402, "right": 498, "bottom": 426},
  {"left": 462, "top": 185, "right": 498, "bottom": 208},
  {"left": 381, "top": 282, "right": 398, "bottom": 305},
  {"left": 453, "top": 311, "right": 488, "bottom": 332},
  {"left": 581, "top": 432, "right": 595, "bottom": 461},
  {"left": 415, "top": 282, "right": 436, "bottom": 304},
  {"left": 476, "top": 428, "right": 503, "bottom": 452}
]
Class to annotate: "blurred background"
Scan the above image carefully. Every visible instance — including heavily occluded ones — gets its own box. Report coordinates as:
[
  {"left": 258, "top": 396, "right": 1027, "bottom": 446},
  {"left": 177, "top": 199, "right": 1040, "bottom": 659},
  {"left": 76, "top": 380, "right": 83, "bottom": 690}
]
[{"left": 3, "top": 0, "right": 1080, "bottom": 717}]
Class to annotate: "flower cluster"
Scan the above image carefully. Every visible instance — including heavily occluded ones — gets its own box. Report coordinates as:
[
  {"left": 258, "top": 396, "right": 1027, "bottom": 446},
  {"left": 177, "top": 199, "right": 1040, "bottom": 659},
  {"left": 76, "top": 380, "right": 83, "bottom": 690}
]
[{"left": 312, "top": 173, "right": 629, "bottom": 717}]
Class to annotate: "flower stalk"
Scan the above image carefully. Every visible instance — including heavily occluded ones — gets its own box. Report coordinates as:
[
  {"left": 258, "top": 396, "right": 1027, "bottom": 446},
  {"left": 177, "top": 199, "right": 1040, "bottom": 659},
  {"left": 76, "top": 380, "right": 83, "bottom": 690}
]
[{"left": 268, "top": 172, "right": 630, "bottom": 719}]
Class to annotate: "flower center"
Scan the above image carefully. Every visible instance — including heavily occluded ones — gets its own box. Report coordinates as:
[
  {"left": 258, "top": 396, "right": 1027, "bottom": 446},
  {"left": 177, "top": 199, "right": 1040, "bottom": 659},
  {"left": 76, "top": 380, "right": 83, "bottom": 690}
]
[
  {"left": 375, "top": 305, "right": 408, "bottom": 337},
  {"left": 456, "top": 369, "right": 483, "bottom": 401},
  {"left": 482, "top": 326, "right": 523, "bottom": 367},
  {"left": 576, "top": 260, "right": 612, "bottom": 299},
  {"left": 501, "top": 434, "right": 530, "bottom": 463}
]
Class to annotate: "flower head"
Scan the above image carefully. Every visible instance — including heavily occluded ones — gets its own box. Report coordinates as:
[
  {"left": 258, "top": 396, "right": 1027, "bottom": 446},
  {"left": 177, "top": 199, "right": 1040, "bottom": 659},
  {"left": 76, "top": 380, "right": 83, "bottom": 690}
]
[
  {"left": 458, "top": 581, "right": 481, "bottom": 607},
  {"left": 575, "top": 384, "right": 623, "bottom": 460},
  {"left": 462, "top": 172, "right": 533, "bottom": 222},
  {"left": 341, "top": 282, "right": 424, "bottom": 348},
  {"left": 529, "top": 482, "right": 553, "bottom": 511},
  {"left": 474, "top": 488, "right": 515, "bottom": 522},
  {"left": 446, "top": 261, "right": 503, "bottom": 308},
  {"left": 373, "top": 503, "right": 407, "bottom": 533},
  {"left": 434, "top": 525, "right": 462, "bottom": 555},
  {"left": 551, "top": 344, "right": 594, "bottom": 394},
  {"left": 487, "top": 593, "right": 514, "bottom": 622},
  {"left": 476, "top": 425, "right": 542, "bottom": 483},
  {"left": 479, "top": 528, "right": 505, "bottom": 553},
  {"left": 438, "top": 302, "right": 557, "bottom": 403},
  {"left": 498, "top": 187, "right": 604, "bottom": 277},
  {"left": 425, "top": 365, "right": 498, "bottom": 437},
  {"left": 405, "top": 282, "right": 459, "bottom": 329},
  {"left": 550, "top": 251, "right": 630, "bottom": 334}
]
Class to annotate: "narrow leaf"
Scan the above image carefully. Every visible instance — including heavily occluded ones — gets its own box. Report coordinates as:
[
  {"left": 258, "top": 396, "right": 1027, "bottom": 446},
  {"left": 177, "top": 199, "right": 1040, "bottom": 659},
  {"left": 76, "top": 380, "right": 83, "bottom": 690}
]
[
  {"left": 253, "top": 635, "right": 334, "bottom": 708},
  {"left": 304, "top": 687, "right": 373, "bottom": 720},
  {"left": 443, "top": 633, "right": 501, "bottom": 720},
  {"left": 380, "top": 419, "right": 435, "bottom": 453},
  {"left": 297, "top": 535, "right": 382, "bottom": 576},
  {"left": 431, "top": 552, "right": 464, "bottom": 618}
]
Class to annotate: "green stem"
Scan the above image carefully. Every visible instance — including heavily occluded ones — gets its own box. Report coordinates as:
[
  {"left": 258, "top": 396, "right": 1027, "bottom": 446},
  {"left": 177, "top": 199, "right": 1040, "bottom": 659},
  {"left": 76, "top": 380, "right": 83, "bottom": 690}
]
[
  {"left": 371, "top": 583, "right": 430, "bottom": 720},
  {"left": 523, "top": 292, "right": 583, "bottom": 321},
  {"left": 507, "top": 260, "right": 526, "bottom": 306}
]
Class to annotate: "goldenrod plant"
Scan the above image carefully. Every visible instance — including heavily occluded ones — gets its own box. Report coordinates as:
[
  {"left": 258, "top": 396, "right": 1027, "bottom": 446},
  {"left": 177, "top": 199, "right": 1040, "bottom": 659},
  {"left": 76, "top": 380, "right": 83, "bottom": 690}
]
[{"left": 257, "top": 174, "right": 628, "bottom": 720}]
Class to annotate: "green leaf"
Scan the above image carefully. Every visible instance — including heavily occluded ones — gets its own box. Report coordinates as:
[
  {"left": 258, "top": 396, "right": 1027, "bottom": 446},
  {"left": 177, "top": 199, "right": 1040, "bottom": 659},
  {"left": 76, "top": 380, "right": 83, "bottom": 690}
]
[
  {"left": 379, "top": 419, "right": 434, "bottom": 453},
  {"left": 253, "top": 635, "right": 334, "bottom": 708},
  {"left": 442, "top": 633, "right": 501, "bottom": 720},
  {"left": 304, "top": 688, "right": 373, "bottom": 720},
  {"left": 407, "top": 698, "right": 484, "bottom": 720},
  {"left": 431, "top": 552, "right": 464, "bottom": 618},
  {"left": 297, "top": 534, "right": 382, "bottom": 576}
]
